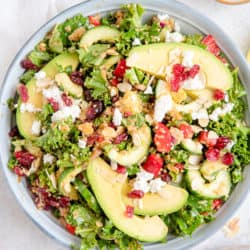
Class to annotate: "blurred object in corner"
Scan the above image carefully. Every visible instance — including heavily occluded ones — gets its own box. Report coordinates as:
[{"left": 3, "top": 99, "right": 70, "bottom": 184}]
[{"left": 217, "top": 0, "right": 250, "bottom": 4}]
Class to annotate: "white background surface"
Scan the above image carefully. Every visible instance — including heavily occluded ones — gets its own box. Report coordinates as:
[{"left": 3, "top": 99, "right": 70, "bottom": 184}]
[{"left": 0, "top": 1, "right": 249, "bottom": 249}]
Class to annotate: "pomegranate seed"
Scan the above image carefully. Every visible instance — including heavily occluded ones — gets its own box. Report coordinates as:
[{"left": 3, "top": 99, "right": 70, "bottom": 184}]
[
  {"left": 175, "top": 163, "right": 185, "bottom": 172},
  {"left": 173, "top": 64, "right": 185, "bottom": 75},
  {"left": 170, "top": 75, "right": 181, "bottom": 92},
  {"left": 70, "top": 71, "right": 84, "bottom": 86},
  {"left": 8, "top": 126, "right": 19, "bottom": 137},
  {"left": 21, "top": 58, "right": 39, "bottom": 71},
  {"left": 113, "top": 133, "right": 128, "bottom": 144},
  {"left": 18, "top": 84, "right": 29, "bottom": 102},
  {"left": 213, "top": 199, "right": 223, "bottom": 210},
  {"left": 61, "top": 93, "right": 72, "bottom": 106},
  {"left": 87, "top": 134, "right": 104, "bottom": 146},
  {"left": 202, "top": 35, "right": 221, "bottom": 56},
  {"left": 205, "top": 148, "right": 220, "bottom": 161},
  {"left": 116, "top": 165, "right": 127, "bottom": 174},
  {"left": 86, "top": 101, "right": 104, "bottom": 121},
  {"left": 14, "top": 150, "right": 35, "bottom": 167},
  {"left": 58, "top": 196, "right": 70, "bottom": 207},
  {"left": 110, "top": 77, "right": 119, "bottom": 86},
  {"left": 128, "top": 190, "right": 144, "bottom": 199},
  {"left": 198, "top": 131, "right": 217, "bottom": 147},
  {"left": 88, "top": 16, "right": 101, "bottom": 26},
  {"left": 222, "top": 152, "right": 234, "bottom": 165},
  {"left": 65, "top": 223, "right": 76, "bottom": 235},
  {"left": 142, "top": 154, "right": 164, "bottom": 177},
  {"left": 125, "top": 205, "right": 134, "bottom": 218},
  {"left": 114, "top": 59, "right": 127, "bottom": 78},
  {"left": 215, "top": 136, "right": 230, "bottom": 150},
  {"left": 160, "top": 21, "right": 166, "bottom": 28},
  {"left": 13, "top": 165, "right": 25, "bottom": 176},
  {"left": 214, "top": 89, "right": 225, "bottom": 101},
  {"left": 47, "top": 98, "right": 59, "bottom": 111},
  {"left": 188, "top": 64, "right": 200, "bottom": 78},
  {"left": 179, "top": 123, "right": 193, "bottom": 138},
  {"left": 161, "top": 172, "right": 172, "bottom": 183}
]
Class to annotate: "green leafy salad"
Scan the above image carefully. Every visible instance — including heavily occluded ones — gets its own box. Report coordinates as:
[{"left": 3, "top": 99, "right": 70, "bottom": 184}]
[{"left": 7, "top": 4, "right": 250, "bottom": 250}]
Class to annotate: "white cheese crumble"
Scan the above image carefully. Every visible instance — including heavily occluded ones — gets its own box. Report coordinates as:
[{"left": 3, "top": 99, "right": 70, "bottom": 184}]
[
  {"left": 209, "top": 103, "right": 234, "bottom": 121},
  {"left": 136, "top": 169, "right": 154, "bottom": 181},
  {"left": 225, "top": 140, "right": 235, "bottom": 151},
  {"left": 43, "top": 153, "right": 55, "bottom": 164},
  {"left": 31, "top": 120, "right": 41, "bottom": 135},
  {"left": 157, "top": 13, "right": 170, "bottom": 21},
  {"left": 34, "top": 70, "right": 46, "bottom": 80},
  {"left": 78, "top": 139, "right": 86, "bottom": 149},
  {"left": 154, "top": 94, "right": 173, "bottom": 122},
  {"left": 188, "top": 155, "right": 202, "bottom": 165},
  {"left": 112, "top": 108, "right": 123, "bottom": 126},
  {"left": 133, "top": 179, "right": 150, "bottom": 193},
  {"left": 191, "top": 108, "right": 209, "bottom": 120},
  {"left": 132, "top": 38, "right": 141, "bottom": 46},
  {"left": 111, "top": 161, "right": 118, "bottom": 171},
  {"left": 42, "top": 86, "right": 64, "bottom": 108},
  {"left": 149, "top": 178, "right": 166, "bottom": 193},
  {"left": 165, "top": 31, "right": 185, "bottom": 43},
  {"left": 117, "top": 83, "right": 132, "bottom": 93},
  {"left": 224, "top": 93, "right": 229, "bottom": 103},
  {"left": 207, "top": 131, "right": 219, "bottom": 140},
  {"left": 182, "top": 73, "right": 205, "bottom": 90},
  {"left": 182, "top": 50, "right": 194, "bottom": 67},
  {"left": 51, "top": 105, "right": 81, "bottom": 122},
  {"left": 144, "top": 75, "right": 155, "bottom": 95},
  {"left": 20, "top": 103, "right": 41, "bottom": 113}
]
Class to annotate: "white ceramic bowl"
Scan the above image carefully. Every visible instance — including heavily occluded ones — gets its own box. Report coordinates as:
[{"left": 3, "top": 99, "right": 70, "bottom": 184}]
[{"left": 0, "top": 0, "right": 249, "bottom": 249}]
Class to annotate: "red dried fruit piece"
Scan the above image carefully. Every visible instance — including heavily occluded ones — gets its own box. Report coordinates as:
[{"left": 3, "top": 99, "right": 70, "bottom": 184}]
[
  {"left": 88, "top": 15, "right": 101, "bottom": 26},
  {"left": 83, "top": 88, "right": 93, "bottom": 102},
  {"left": 18, "top": 84, "right": 29, "bottom": 102},
  {"left": 114, "top": 59, "right": 127, "bottom": 78},
  {"left": 87, "top": 134, "right": 104, "bottom": 146},
  {"left": 154, "top": 123, "right": 172, "bottom": 153},
  {"left": 110, "top": 77, "right": 119, "bottom": 86},
  {"left": 188, "top": 64, "right": 200, "bottom": 78},
  {"left": 212, "top": 199, "right": 223, "bottom": 210},
  {"left": 128, "top": 190, "right": 144, "bottom": 199},
  {"left": 142, "top": 154, "right": 164, "bottom": 177},
  {"left": 170, "top": 75, "right": 181, "bottom": 92},
  {"left": 20, "top": 58, "right": 39, "bottom": 71},
  {"left": 65, "top": 223, "right": 76, "bottom": 235},
  {"left": 222, "top": 152, "right": 234, "bottom": 165},
  {"left": 47, "top": 98, "right": 59, "bottom": 112},
  {"left": 179, "top": 123, "right": 193, "bottom": 139},
  {"left": 86, "top": 101, "right": 104, "bottom": 121},
  {"left": 116, "top": 165, "right": 127, "bottom": 174},
  {"left": 161, "top": 172, "right": 172, "bottom": 183},
  {"left": 70, "top": 71, "right": 84, "bottom": 86},
  {"left": 172, "top": 63, "right": 185, "bottom": 75},
  {"left": 8, "top": 126, "right": 19, "bottom": 137},
  {"left": 213, "top": 89, "right": 225, "bottom": 101},
  {"left": 160, "top": 21, "right": 166, "bottom": 28},
  {"left": 14, "top": 150, "right": 36, "bottom": 167},
  {"left": 215, "top": 136, "right": 230, "bottom": 150},
  {"left": 205, "top": 148, "right": 220, "bottom": 161},
  {"left": 58, "top": 196, "right": 70, "bottom": 208},
  {"left": 111, "top": 95, "right": 119, "bottom": 104},
  {"left": 61, "top": 93, "right": 72, "bottom": 106},
  {"left": 113, "top": 133, "right": 128, "bottom": 144},
  {"left": 202, "top": 35, "right": 221, "bottom": 57},
  {"left": 198, "top": 131, "right": 217, "bottom": 147},
  {"left": 174, "top": 163, "right": 185, "bottom": 172},
  {"left": 125, "top": 205, "right": 134, "bottom": 218},
  {"left": 13, "top": 165, "right": 25, "bottom": 176}
]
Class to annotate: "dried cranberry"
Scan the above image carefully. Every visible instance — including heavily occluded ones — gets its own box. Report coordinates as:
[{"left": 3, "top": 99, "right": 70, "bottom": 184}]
[
  {"left": 215, "top": 136, "right": 230, "bottom": 150},
  {"left": 61, "top": 93, "right": 72, "bottom": 106},
  {"left": 128, "top": 190, "right": 144, "bottom": 199},
  {"left": 205, "top": 148, "right": 220, "bottom": 161},
  {"left": 142, "top": 154, "right": 163, "bottom": 177},
  {"left": 110, "top": 77, "right": 119, "bottom": 86},
  {"left": 18, "top": 84, "right": 29, "bottom": 102},
  {"left": 14, "top": 150, "right": 35, "bottom": 167},
  {"left": 202, "top": 35, "right": 221, "bottom": 56},
  {"left": 222, "top": 152, "right": 234, "bottom": 165},
  {"left": 125, "top": 205, "right": 134, "bottom": 218},
  {"left": 87, "top": 134, "right": 104, "bottom": 146},
  {"left": 21, "top": 58, "right": 39, "bottom": 71},
  {"left": 47, "top": 196, "right": 59, "bottom": 208},
  {"left": 84, "top": 89, "right": 93, "bottom": 102},
  {"left": 198, "top": 131, "right": 217, "bottom": 147},
  {"left": 86, "top": 101, "right": 104, "bottom": 121},
  {"left": 161, "top": 172, "right": 172, "bottom": 183},
  {"left": 114, "top": 59, "right": 127, "bottom": 78},
  {"left": 8, "top": 126, "right": 19, "bottom": 137},
  {"left": 88, "top": 16, "right": 101, "bottom": 26},
  {"left": 58, "top": 196, "right": 70, "bottom": 208},
  {"left": 111, "top": 95, "right": 119, "bottom": 103},
  {"left": 188, "top": 64, "right": 200, "bottom": 78},
  {"left": 170, "top": 75, "right": 181, "bottom": 92},
  {"left": 70, "top": 71, "right": 84, "bottom": 86},
  {"left": 13, "top": 165, "right": 25, "bottom": 176},
  {"left": 47, "top": 98, "right": 59, "bottom": 112},
  {"left": 213, "top": 199, "right": 223, "bottom": 210},
  {"left": 179, "top": 123, "right": 193, "bottom": 139},
  {"left": 116, "top": 165, "right": 127, "bottom": 174},
  {"left": 113, "top": 133, "right": 128, "bottom": 144},
  {"left": 65, "top": 223, "right": 76, "bottom": 235},
  {"left": 160, "top": 21, "right": 166, "bottom": 28},
  {"left": 175, "top": 163, "right": 185, "bottom": 172},
  {"left": 172, "top": 63, "right": 185, "bottom": 75},
  {"left": 214, "top": 89, "right": 225, "bottom": 101}
]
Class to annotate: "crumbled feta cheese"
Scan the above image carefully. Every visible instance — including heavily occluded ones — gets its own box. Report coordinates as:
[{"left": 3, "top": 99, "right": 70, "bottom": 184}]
[
  {"left": 132, "top": 38, "right": 141, "bottom": 46},
  {"left": 133, "top": 179, "right": 150, "bottom": 193},
  {"left": 154, "top": 94, "right": 173, "bottom": 122},
  {"left": 34, "top": 70, "right": 46, "bottom": 80},
  {"left": 136, "top": 169, "right": 154, "bottom": 182},
  {"left": 43, "top": 153, "right": 55, "bottom": 164},
  {"left": 20, "top": 103, "right": 41, "bottom": 113},
  {"left": 78, "top": 139, "right": 86, "bottom": 149},
  {"left": 225, "top": 140, "right": 235, "bottom": 151},
  {"left": 111, "top": 161, "right": 118, "bottom": 171},
  {"left": 207, "top": 131, "right": 219, "bottom": 140},
  {"left": 182, "top": 73, "right": 205, "bottom": 90},
  {"left": 168, "top": 48, "right": 182, "bottom": 65},
  {"left": 112, "top": 108, "right": 123, "bottom": 126},
  {"left": 224, "top": 93, "right": 229, "bottom": 102},
  {"left": 157, "top": 13, "right": 170, "bottom": 21},
  {"left": 31, "top": 120, "right": 41, "bottom": 135},
  {"left": 117, "top": 83, "right": 132, "bottom": 93},
  {"left": 191, "top": 125, "right": 203, "bottom": 134},
  {"left": 165, "top": 31, "right": 185, "bottom": 43},
  {"left": 51, "top": 105, "right": 81, "bottom": 122},
  {"left": 149, "top": 178, "right": 166, "bottom": 193},
  {"left": 144, "top": 85, "right": 153, "bottom": 94},
  {"left": 182, "top": 50, "right": 194, "bottom": 67},
  {"left": 110, "top": 87, "right": 118, "bottom": 97},
  {"left": 192, "top": 108, "right": 209, "bottom": 120},
  {"left": 223, "top": 103, "right": 234, "bottom": 113},
  {"left": 188, "top": 155, "right": 202, "bottom": 165},
  {"left": 42, "top": 86, "right": 64, "bottom": 108},
  {"left": 209, "top": 103, "right": 234, "bottom": 121}
]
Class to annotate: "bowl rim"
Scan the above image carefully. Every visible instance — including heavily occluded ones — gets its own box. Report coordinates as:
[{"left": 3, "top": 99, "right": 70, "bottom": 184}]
[{"left": 0, "top": 0, "right": 249, "bottom": 249}]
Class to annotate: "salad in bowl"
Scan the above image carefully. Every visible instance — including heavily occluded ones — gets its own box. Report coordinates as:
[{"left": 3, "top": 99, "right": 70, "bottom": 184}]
[{"left": 6, "top": 3, "right": 250, "bottom": 250}]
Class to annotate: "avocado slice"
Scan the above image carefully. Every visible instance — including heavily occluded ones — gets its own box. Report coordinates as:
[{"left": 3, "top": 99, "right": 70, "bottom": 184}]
[
  {"left": 87, "top": 157, "right": 168, "bottom": 242},
  {"left": 79, "top": 26, "right": 120, "bottom": 48},
  {"left": 100, "top": 55, "right": 121, "bottom": 70},
  {"left": 16, "top": 52, "right": 79, "bottom": 139},
  {"left": 127, "top": 43, "right": 233, "bottom": 90},
  {"left": 107, "top": 124, "right": 151, "bottom": 166},
  {"left": 49, "top": 24, "right": 63, "bottom": 53},
  {"left": 122, "top": 181, "right": 188, "bottom": 216},
  {"left": 58, "top": 166, "right": 84, "bottom": 200}
]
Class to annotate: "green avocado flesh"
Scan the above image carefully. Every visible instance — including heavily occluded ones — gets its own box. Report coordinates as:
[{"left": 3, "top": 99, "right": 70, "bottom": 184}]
[
  {"left": 87, "top": 157, "right": 168, "bottom": 242},
  {"left": 16, "top": 52, "right": 79, "bottom": 139}
]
